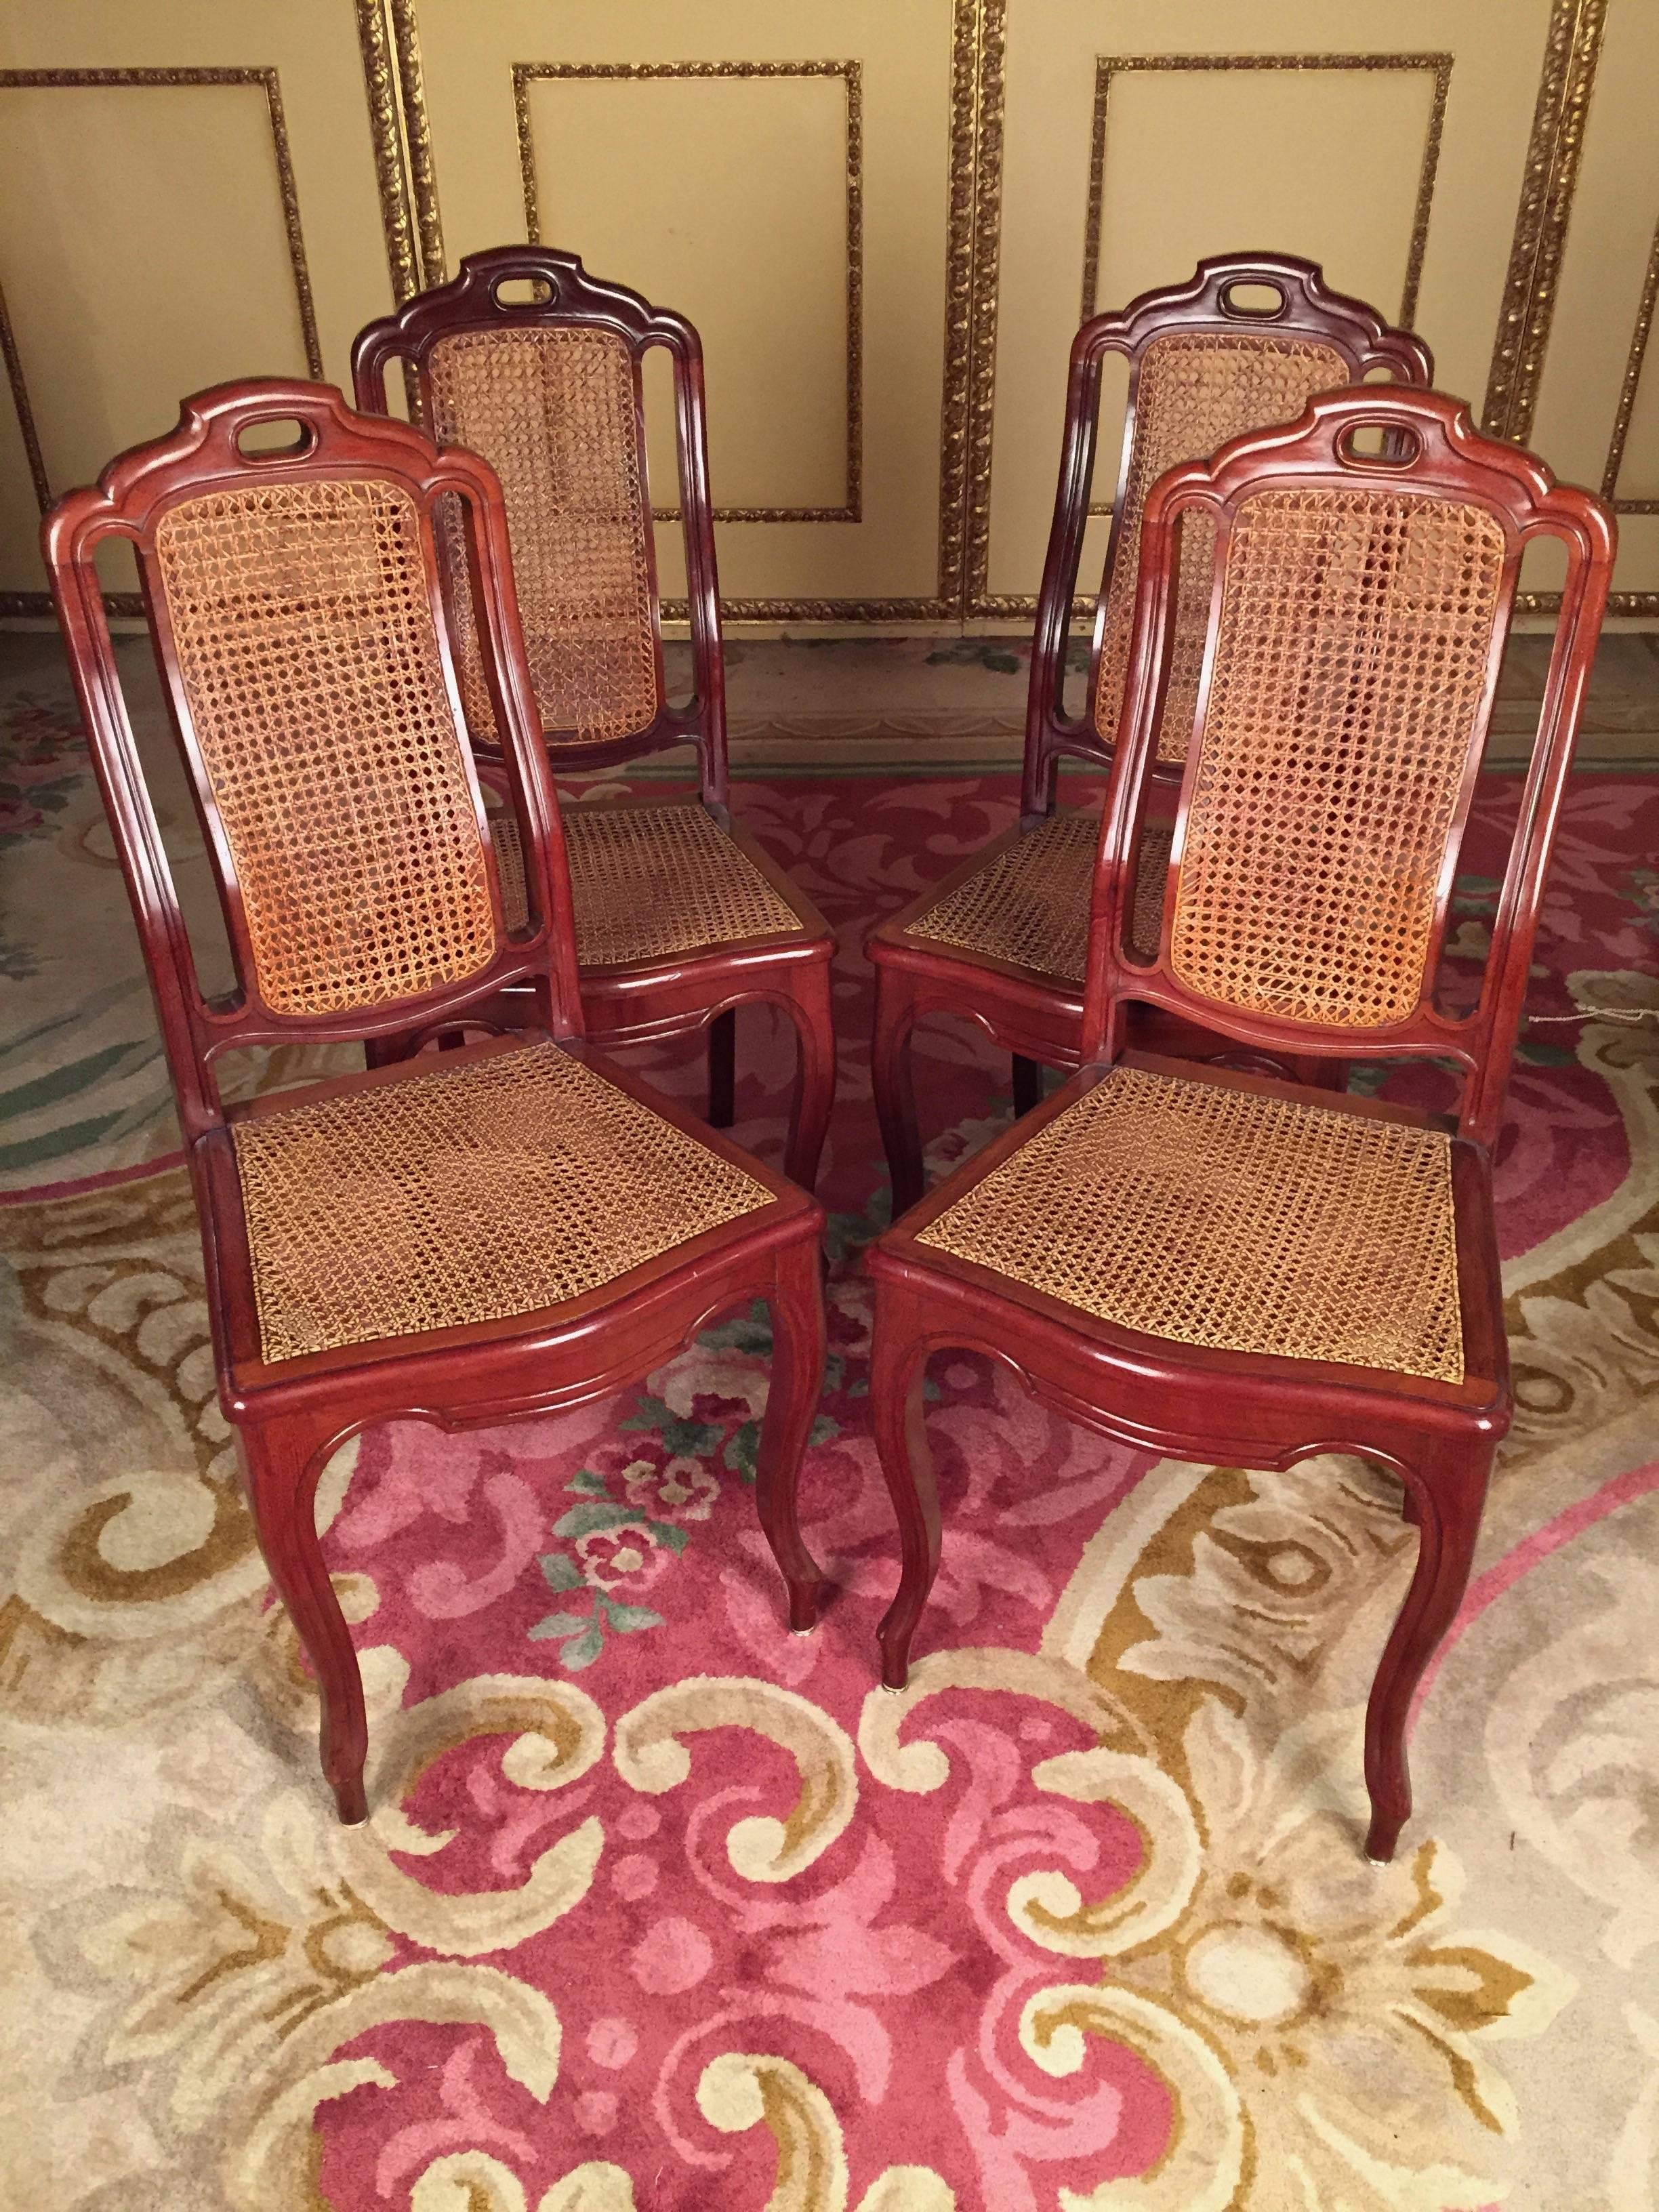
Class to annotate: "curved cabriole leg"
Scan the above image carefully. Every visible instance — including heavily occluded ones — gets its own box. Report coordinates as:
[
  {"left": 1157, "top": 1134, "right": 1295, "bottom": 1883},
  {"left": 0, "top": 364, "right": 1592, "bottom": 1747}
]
[
  {"left": 1011, "top": 1054, "right": 1045, "bottom": 1118},
  {"left": 239, "top": 1414, "right": 369, "bottom": 1824},
  {"left": 781, "top": 961, "right": 838, "bottom": 1193},
  {"left": 871, "top": 1284, "right": 942, "bottom": 1689},
  {"left": 1362, "top": 1436, "right": 1492, "bottom": 1862},
  {"left": 707, "top": 1006, "right": 737, "bottom": 1129},
  {"left": 872, "top": 965, "right": 925, "bottom": 1221},
  {"left": 756, "top": 1237, "right": 832, "bottom": 1631}
]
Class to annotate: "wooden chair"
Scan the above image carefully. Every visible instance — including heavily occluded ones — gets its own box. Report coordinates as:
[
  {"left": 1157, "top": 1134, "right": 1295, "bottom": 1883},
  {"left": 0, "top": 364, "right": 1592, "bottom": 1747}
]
[
  {"left": 43, "top": 382, "right": 831, "bottom": 1825},
  {"left": 868, "top": 253, "right": 1434, "bottom": 1213},
  {"left": 866, "top": 388, "right": 1614, "bottom": 1860},
  {"left": 352, "top": 247, "right": 836, "bottom": 1189}
]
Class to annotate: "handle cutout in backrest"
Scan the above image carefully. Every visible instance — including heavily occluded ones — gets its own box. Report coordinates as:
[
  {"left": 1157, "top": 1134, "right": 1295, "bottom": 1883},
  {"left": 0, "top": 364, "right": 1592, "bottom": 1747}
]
[
  {"left": 1221, "top": 279, "right": 1287, "bottom": 318},
  {"left": 234, "top": 417, "right": 315, "bottom": 459},
  {"left": 493, "top": 274, "right": 554, "bottom": 308},
  {"left": 1338, "top": 419, "right": 1423, "bottom": 468}
]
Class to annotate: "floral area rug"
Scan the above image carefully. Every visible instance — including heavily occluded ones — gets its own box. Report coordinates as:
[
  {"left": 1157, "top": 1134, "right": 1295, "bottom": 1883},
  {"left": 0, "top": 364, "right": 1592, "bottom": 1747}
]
[{"left": 3, "top": 660, "right": 1659, "bottom": 2210}]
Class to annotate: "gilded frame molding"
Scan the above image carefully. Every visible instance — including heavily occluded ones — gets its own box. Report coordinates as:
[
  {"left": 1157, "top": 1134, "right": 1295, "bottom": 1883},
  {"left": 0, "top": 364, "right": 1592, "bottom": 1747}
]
[
  {"left": 512, "top": 58, "right": 863, "bottom": 527},
  {"left": 1480, "top": 0, "right": 1605, "bottom": 447},
  {"left": 350, "top": 1, "right": 1637, "bottom": 623},
  {"left": 1599, "top": 209, "right": 1659, "bottom": 518},
  {"left": 360, "top": 0, "right": 981, "bottom": 619},
  {"left": 1080, "top": 52, "right": 1452, "bottom": 336},
  {"left": 0, "top": 66, "right": 323, "bottom": 518}
]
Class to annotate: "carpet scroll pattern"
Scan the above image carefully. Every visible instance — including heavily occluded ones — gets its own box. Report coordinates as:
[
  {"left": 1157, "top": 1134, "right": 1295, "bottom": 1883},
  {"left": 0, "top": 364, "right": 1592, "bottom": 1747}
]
[{"left": 1, "top": 675, "right": 1658, "bottom": 2210}]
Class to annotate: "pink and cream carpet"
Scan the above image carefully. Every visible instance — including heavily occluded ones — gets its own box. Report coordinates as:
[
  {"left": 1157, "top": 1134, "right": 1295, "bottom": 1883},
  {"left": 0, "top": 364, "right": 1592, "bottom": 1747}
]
[{"left": 2, "top": 638, "right": 1658, "bottom": 2209}]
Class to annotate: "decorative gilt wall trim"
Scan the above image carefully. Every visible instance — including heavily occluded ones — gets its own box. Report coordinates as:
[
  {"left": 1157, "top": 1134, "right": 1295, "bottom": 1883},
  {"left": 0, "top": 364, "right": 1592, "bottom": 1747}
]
[
  {"left": 390, "top": 0, "right": 446, "bottom": 287},
  {"left": 0, "top": 282, "right": 49, "bottom": 511},
  {"left": 1080, "top": 53, "right": 1452, "bottom": 333},
  {"left": 513, "top": 59, "right": 863, "bottom": 525},
  {"left": 1517, "top": 592, "right": 1658, "bottom": 617},
  {"left": 943, "top": 0, "right": 1006, "bottom": 619},
  {"left": 0, "top": 68, "right": 323, "bottom": 516},
  {"left": 1601, "top": 209, "right": 1659, "bottom": 514},
  {"left": 355, "top": 0, "right": 421, "bottom": 301},
  {"left": 1481, "top": 0, "right": 1606, "bottom": 444}
]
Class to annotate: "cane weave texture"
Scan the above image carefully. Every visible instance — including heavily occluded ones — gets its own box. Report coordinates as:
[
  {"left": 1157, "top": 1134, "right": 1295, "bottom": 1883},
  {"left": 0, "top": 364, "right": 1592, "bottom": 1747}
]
[
  {"left": 1171, "top": 487, "right": 1506, "bottom": 1030},
  {"left": 908, "top": 810, "right": 1172, "bottom": 982},
  {"left": 1092, "top": 333, "right": 1351, "bottom": 764},
  {"left": 231, "top": 1042, "right": 772, "bottom": 1364},
  {"left": 489, "top": 800, "right": 804, "bottom": 967},
  {"left": 428, "top": 326, "right": 661, "bottom": 748},
  {"left": 152, "top": 478, "right": 497, "bottom": 1019},
  {"left": 916, "top": 1064, "right": 1464, "bottom": 1383}
]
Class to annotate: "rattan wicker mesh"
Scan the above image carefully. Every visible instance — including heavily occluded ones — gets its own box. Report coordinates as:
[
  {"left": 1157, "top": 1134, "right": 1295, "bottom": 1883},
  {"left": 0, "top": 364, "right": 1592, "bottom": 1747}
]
[
  {"left": 153, "top": 477, "right": 497, "bottom": 1019},
  {"left": 428, "top": 327, "right": 661, "bottom": 747},
  {"left": 917, "top": 1064, "right": 1463, "bottom": 1382},
  {"left": 1170, "top": 486, "right": 1505, "bottom": 1029},
  {"left": 909, "top": 810, "right": 1172, "bottom": 981},
  {"left": 1093, "top": 333, "right": 1351, "bottom": 764},
  {"left": 232, "top": 1042, "right": 772, "bottom": 1363},
  {"left": 489, "top": 800, "right": 803, "bottom": 966}
]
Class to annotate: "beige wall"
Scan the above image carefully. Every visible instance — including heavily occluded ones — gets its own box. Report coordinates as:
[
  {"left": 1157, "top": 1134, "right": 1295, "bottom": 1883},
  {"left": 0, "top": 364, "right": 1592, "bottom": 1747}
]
[{"left": 1, "top": 0, "right": 1655, "bottom": 623}]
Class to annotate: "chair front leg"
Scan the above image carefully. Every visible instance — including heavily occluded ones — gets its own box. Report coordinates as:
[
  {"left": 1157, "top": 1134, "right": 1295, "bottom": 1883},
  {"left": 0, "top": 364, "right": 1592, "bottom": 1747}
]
[
  {"left": 756, "top": 1233, "right": 833, "bottom": 1631},
  {"left": 238, "top": 1411, "right": 369, "bottom": 1824},
  {"left": 872, "top": 964, "right": 926, "bottom": 1221},
  {"left": 780, "top": 960, "right": 838, "bottom": 1193},
  {"left": 870, "top": 1280, "right": 943, "bottom": 1689},
  {"left": 707, "top": 1006, "right": 737, "bottom": 1128},
  {"left": 1362, "top": 1433, "right": 1492, "bottom": 1862}
]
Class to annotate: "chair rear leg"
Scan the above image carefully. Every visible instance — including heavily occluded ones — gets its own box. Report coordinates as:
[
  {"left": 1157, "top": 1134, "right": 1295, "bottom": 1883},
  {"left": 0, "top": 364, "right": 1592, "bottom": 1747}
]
[
  {"left": 707, "top": 1007, "right": 737, "bottom": 1128},
  {"left": 781, "top": 962, "right": 838, "bottom": 1192},
  {"left": 756, "top": 1235, "right": 832, "bottom": 1630},
  {"left": 239, "top": 1412, "right": 369, "bottom": 1824},
  {"left": 870, "top": 1282, "right": 942, "bottom": 1689},
  {"left": 1011, "top": 1054, "right": 1045, "bottom": 1117},
  {"left": 1362, "top": 1436, "right": 1491, "bottom": 1862},
  {"left": 872, "top": 966, "right": 926, "bottom": 1221}
]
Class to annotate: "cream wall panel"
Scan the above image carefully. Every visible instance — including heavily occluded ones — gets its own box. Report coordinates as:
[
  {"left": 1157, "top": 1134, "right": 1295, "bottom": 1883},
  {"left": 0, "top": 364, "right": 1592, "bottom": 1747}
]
[
  {"left": 984, "top": 0, "right": 1557, "bottom": 611},
  {"left": 1531, "top": 0, "right": 1659, "bottom": 606},
  {"left": 520, "top": 73, "right": 850, "bottom": 515},
  {"left": 411, "top": 0, "right": 955, "bottom": 609},
  {"left": 0, "top": 0, "right": 393, "bottom": 600}
]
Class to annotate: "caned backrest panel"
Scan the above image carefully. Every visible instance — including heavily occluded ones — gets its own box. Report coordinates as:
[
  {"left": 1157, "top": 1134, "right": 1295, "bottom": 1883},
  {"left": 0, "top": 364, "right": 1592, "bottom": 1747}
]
[
  {"left": 427, "top": 325, "right": 661, "bottom": 747},
  {"left": 152, "top": 475, "right": 499, "bottom": 1019},
  {"left": 1093, "top": 332, "right": 1351, "bottom": 763},
  {"left": 1168, "top": 485, "right": 1507, "bottom": 1030}
]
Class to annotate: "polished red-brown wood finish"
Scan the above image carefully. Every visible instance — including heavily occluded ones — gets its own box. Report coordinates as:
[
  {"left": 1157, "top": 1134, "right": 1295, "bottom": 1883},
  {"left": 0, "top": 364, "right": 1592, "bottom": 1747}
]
[
  {"left": 352, "top": 247, "right": 836, "bottom": 1188},
  {"left": 869, "top": 253, "right": 1434, "bottom": 1212},
  {"left": 44, "top": 382, "right": 830, "bottom": 1823},
  {"left": 867, "top": 388, "right": 1614, "bottom": 1860}
]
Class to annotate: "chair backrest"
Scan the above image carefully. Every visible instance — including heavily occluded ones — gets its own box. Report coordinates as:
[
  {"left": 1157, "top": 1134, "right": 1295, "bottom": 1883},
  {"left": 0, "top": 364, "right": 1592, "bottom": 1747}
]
[
  {"left": 43, "top": 380, "right": 583, "bottom": 1145},
  {"left": 1082, "top": 386, "right": 1614, "bottom": 1151},
  {"left": 352, "top": 247, "right": 726, "bottom": 808},
  {"left": 1023, "top": 253, "right": 1433, "bottom": 819}
]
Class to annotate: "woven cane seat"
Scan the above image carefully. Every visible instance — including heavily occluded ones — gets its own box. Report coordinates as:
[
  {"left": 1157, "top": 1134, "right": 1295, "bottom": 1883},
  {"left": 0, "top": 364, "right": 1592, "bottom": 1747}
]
[
  {"left": 490, "top": 800, "right": 806, "bottom": 968},
  {"left": 230, "top": 1042, "right": 772, "bottom": 1364},
  {"left": 1094, "top": 331, "right": 1351, "bottom": 764},
  {"left": 916, "top": 1064, "right": 1463, "bottom": 1383},
  {"left": 907, "top": 811, "right": 1172, "bottom": 982},
  {"left": 426, "top": 325, "right": 661, "bottom": 750}
]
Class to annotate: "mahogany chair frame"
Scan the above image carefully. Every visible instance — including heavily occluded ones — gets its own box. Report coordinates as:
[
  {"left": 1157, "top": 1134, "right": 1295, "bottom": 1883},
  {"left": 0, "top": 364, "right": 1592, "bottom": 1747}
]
[
  {"left": 352, "top": 247, "right": 835, "bottom": 1188},
  {"left": 868, "top": 253, "right": 1434, "bottom": 1213},
  {"left": 866, "top": 388, "right": 1614, "bottom": 1860},
  {"left": 45, "top": 381, "right": 830, "bottom": 1824}
]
